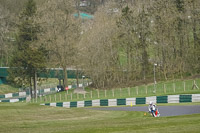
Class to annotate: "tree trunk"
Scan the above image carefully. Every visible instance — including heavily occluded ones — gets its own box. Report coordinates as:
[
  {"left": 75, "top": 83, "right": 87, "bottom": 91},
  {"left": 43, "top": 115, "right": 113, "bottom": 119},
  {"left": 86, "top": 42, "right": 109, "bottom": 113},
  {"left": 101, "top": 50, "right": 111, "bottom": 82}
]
[
  {"left": 76, "top": 66, "right": 79, "bottom": 87},
  {"left": 33, "top": 71, "right": 37, "bottom": 99},
  {"left": 29, "top": 77, "right": 33, "bottom": 98},
  {"left": 63, "top": 67, "right": 68, "bottom": 88}
]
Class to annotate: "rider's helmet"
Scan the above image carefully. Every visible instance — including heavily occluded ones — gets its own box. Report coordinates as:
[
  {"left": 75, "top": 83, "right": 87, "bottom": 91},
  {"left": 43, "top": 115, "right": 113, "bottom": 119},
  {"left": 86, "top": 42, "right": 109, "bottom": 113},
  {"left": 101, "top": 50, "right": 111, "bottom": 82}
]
[{"left": 149, "top": 101, "right": 153, "bottom": 105}]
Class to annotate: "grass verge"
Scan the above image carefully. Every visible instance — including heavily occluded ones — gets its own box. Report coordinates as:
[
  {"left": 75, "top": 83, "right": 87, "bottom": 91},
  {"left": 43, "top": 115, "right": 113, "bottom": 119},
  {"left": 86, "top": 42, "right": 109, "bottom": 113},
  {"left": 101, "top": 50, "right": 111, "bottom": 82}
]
[
  {"left": 0, "top": 102, "right": 200, "bottom": 133},
  {"left": 0, "top": 84, "right": 19, "bottom": 94}
]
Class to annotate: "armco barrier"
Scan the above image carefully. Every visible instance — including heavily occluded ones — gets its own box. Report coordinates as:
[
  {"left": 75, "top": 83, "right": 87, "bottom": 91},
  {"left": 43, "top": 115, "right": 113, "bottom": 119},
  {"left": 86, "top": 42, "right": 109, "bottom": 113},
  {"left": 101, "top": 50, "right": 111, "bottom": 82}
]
[
  {"left": 0, "top": 88, "right": 57, "bottom": 100},
  {"left": 63, "top": 102, "right": 70, "bottom": 108},
  {"left": 192, "top": 94, "right": 200, "bottom": 102},
  {"left": 77, "top": 101, "right": 84, "bottom": 107},
  {"left": 41, "top": 94, "right": 200, "bottom": 108},
  {"left": 85, "top": 100, "right": 92, "bottom": 107},
  {"left": 146, "top": 96, "right": 156, "bottom": 104},
  {"left": 180, "top": 95, "right": 192, "bottom": 103},
  {"left": 117, "top": 99, "right": 126, "bottom": 106},
  {"left": 157, "top": 96, "right": 168, "bottom": 103},
  {"left": 70, "top": 102, "right": 77, "bottom": 108},
  {"left": 0, "top": 97, "right": 26, "bottom": 103},
  {"left": 92, "top": 99, "right": 100, "bottom": 107},
  {"left": 0, "top": 83, "right": 86, "bottom": 101},
  {"left": 126, "top": 98, "right": 136, "bottom": 106},
  {"left": 168, "top": 95, "right": 179, "bottom": 103},
  {"left": 136, "top": 97, "right": 146, "bottom": 104},
  {"left": 100, "top": 99, "right": 108, "bottom": 106},
  {"left": 109, "top": 99, "right": 117, "bottom": 106}
]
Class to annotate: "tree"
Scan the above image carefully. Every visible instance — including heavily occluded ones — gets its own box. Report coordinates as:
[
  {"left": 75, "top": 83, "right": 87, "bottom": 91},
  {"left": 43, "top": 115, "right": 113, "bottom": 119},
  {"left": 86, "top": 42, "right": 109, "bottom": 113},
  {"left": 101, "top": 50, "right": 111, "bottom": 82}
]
[
  {"left": 9, "top": 0, "right": 48, "bottom": 98},
  {"left": 37, "top": 0, "right": 81, "bottom": 88},
  {"left": 79, "top": 1, "right": 120, "bottom": 88},
  {"left": 0, "top": 4, "right": 16, "bottom": 67},
  {"left": 117, "top": 3, "right": 152, "bottom": 81},
  {"left": 0, "top": 4, "right": 10, "bottom": 67}
]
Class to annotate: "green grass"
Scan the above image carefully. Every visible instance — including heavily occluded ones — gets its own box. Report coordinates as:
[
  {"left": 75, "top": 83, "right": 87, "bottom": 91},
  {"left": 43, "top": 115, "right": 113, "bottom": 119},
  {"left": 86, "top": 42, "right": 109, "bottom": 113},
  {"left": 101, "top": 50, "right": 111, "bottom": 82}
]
[
  {"left": 35, "top": 79, "right": 200, "bottom": 103},
  {"left": 0, "top": 78, "right": 78, "bottom": 95},
  {"left": 0, "top": 102, "right": 200, "bottom": 133},
  {"left": 1, "top": 78, "right": 200, "bottom": 104},
  {"left": 0, "top": 84, "right": 19, "bottom": 94}
]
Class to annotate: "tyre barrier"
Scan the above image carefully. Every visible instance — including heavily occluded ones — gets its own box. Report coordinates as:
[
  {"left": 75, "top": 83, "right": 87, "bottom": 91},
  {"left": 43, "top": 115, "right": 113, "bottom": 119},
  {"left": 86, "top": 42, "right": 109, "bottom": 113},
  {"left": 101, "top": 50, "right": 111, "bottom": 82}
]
[{"left": 41, "top": 94, "right": 200, "bottom": 108}]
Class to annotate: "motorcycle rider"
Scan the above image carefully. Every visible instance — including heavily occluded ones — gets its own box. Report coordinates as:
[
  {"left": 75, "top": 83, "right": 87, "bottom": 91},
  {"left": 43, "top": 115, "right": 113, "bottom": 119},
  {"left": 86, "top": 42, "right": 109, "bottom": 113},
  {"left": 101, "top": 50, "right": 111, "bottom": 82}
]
[{"left": 148, "top": 101, "right": 157, "bottom": 114}]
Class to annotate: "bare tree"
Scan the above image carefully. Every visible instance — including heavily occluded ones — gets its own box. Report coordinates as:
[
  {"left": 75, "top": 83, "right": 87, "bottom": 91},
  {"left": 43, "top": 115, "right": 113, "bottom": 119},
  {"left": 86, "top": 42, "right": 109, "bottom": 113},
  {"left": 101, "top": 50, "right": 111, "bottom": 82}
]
[{"left": 37, "top": 0, "right": 81, "bottom": 88}]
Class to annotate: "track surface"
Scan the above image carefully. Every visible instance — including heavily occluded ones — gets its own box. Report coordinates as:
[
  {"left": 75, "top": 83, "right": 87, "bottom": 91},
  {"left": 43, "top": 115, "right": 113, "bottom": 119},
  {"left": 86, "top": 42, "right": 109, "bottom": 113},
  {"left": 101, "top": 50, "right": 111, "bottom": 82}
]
[{"left": 89, "top": 105, "right": 200, "bottom": 117}]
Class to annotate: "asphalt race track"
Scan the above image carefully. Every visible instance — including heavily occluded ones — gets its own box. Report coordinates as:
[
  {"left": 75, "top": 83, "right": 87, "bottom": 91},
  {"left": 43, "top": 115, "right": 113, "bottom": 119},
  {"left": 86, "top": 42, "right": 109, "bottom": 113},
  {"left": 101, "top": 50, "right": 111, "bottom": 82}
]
[{"left": 88, "top": 105, "right": 200, "bottom": 117}]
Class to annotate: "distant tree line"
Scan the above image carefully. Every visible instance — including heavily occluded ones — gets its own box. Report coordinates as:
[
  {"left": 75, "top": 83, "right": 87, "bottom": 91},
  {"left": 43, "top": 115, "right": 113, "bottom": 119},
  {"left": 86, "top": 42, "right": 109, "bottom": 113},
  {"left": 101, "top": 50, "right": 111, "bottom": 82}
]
[
  {"left": 1, "top": 0, "right": 200, "bottom": 90},
  {"left": 79, "top": 0, "right": 200, "bottom": 88}
]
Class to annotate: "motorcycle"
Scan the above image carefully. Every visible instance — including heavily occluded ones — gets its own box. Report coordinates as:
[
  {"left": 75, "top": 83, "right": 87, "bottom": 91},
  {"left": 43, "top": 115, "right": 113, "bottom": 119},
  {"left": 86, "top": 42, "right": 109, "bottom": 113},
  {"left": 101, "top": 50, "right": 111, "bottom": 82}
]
[{"left": 149, "top": 105, "right": 160, "bottom": 117}]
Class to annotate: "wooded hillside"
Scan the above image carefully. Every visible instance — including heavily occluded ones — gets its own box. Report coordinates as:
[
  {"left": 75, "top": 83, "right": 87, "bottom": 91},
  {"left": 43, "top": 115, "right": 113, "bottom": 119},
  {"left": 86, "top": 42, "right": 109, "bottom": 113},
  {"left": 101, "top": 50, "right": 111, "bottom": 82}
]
[{"left": 1, "top": 0, "right": 200, "bottom": 89}]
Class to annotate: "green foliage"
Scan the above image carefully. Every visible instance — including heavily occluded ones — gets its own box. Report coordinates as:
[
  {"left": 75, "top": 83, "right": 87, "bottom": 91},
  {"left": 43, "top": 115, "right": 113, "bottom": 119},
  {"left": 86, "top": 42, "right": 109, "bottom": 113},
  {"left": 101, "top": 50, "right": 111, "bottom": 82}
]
[
  {"left": 175, "top": 0, "right": 185, "bottom": 12},
  {"left": 9, "top": 0, "right": 48, "bottom": 88}
]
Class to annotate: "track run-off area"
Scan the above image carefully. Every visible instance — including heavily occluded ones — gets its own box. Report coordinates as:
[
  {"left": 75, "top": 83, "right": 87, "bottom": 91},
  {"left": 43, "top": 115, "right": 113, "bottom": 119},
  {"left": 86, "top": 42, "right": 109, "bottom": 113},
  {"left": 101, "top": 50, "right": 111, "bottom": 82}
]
[{"left": 88, "top": 105, "right": 200, "bottom": 117}]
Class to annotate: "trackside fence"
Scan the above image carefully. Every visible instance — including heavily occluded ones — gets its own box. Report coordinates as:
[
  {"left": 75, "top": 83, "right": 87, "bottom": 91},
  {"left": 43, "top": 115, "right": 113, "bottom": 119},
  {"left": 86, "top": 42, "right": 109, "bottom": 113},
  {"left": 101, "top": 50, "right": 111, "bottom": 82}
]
[{"left": 41, "top": 94, "right": 200, "bottom": 108}]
